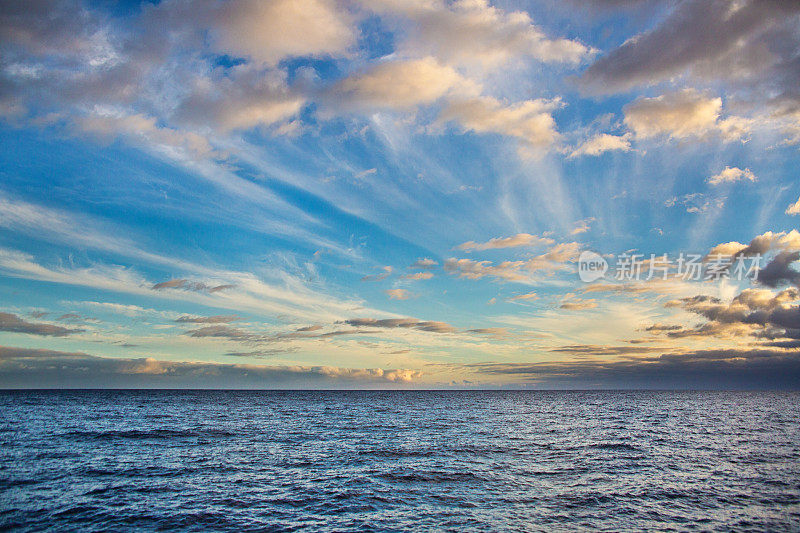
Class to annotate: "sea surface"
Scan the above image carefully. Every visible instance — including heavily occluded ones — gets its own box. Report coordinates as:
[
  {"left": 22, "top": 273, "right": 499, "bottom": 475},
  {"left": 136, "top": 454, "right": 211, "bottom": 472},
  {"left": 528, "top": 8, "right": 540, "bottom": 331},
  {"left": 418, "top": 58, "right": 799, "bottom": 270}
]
[{"left": 1, "top": 390, "right": 799, "bottom": 531}]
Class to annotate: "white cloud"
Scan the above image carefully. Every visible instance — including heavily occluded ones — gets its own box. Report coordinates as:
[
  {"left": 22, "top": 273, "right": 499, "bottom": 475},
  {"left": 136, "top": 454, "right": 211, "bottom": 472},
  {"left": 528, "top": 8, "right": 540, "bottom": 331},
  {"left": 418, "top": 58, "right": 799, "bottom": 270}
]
[
  {"left": 569, "top": 133, "right": 631, "bottom": 157},
  {"left": 665, "top": 193, "right": 725, "bottom": 214},
  {"left": 0, "top": 247, "right": 375, "bottom": 323},
  {"left": 707, "top": 166, "right": 757, "bottom": 186}
]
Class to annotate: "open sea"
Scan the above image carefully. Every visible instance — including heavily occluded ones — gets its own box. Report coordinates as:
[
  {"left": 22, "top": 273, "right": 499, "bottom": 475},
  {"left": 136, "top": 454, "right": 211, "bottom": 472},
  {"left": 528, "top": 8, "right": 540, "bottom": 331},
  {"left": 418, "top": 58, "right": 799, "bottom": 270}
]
[{"left": 1, "top": 390, "right": 799, "bottom": 531}]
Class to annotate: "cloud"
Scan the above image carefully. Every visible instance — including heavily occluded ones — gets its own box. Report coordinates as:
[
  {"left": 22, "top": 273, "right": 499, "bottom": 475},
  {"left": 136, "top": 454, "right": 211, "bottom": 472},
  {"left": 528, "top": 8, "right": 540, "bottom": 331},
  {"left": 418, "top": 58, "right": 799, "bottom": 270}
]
[
  {"left": 409, "top": 258, "right": 438, "bottom": 269},
  {"left": 582, "top": 279, "right": 687, "bottom": 296},
  {"left": 400, "top": 271, "right": 434, "bottom": 281},
  {"left": 0, "top": 0, "right": 325, "bottom": 154},
  {"left": 0, "top": 312, "right": 83, "bottom": 337},
  {"left": 74, "top": 301, "right": 162, "bottom": 318},
  {"left": 353, "top": 168, "right": 377, "bottom": 180},
  {"left": 364, "top": 0, "right": 592, "bottom": 68},
  {"left": 623, "top": 89, "right": 749, "bottom": 142},
  {"left": 0, "top": 346, "right": 90, "bottom": 360},
  {"left": 570, "top": 218, "right": 595, "bottom": 235},
  {"left": 660, "top": 287, "right": 800, "bottom": 341},
  {"left": 225, "top": 348, "right": 299, "bottom": 358},
  {"left": 707, "top": 166, "right": 757, "bottom": 186},
  {"left": 445, "top": 242, "right": 581, "bottom": 282},
  {"left": 579, "top": 0, "right": 800, "bottom": 98},
  {"left": 456, "top": 233, "right": 554, "bottom": 251},
  {"left": 174, "top": 68, "right": 305, "bottom": 132},
  {"left": 644, "top": 323, "right": 683, "bottom": 333},
  {"left": 787, "top": 196, "right": 800, "bottom": 216},
  {"left": 559, "top": 295, "right": 598, "bottom": 310},
  {"left": 0, "top": 247, "right": 374, "bottom": 323},
  {"left": 385, "top": 288, "right": 412, "bottom": 300},
  {"left": 507, "top": 291, "right": 539, "bottom": 302},
  {"left": 440, "top": 96, "right": 563, "bottom": 150},
  {"left": 212, "top": 0, "right": 356, "bottom": 65},
  {"left": 549, "top": 344, "right": 662, "bottom": 356},
  {"left": 185, "top": 325, "right": 253, "bottom": 340},
  {"left": 151, "top": 279, "right": 236, "bottom": 293},
  {"left": 758, "top": 252, "right": 800, "bottom": 288},
  {"left": 74, "top": 112, "right": 219, "bottom": 160},
  {"left": 466, "top": 327, "right": 509, "bottom": 339},
  {"left": 57, "top": 313, "right": 84, "bottom": 322},
  {"left": 344, "top": 317, "right": 457, "bottom": 333},
  {"left": 665, "top": 193, "right": 725, "bottom": 214},
  {"left": 569, "top": 133, "right": 632, "bottom": 157},
  {"left": 331, "top": 57, "right": 475, "bottom": 111},
  {"left": 175, "top": 315, "right": 240, "bottom": 324},
  {"left": 361, "top": 266, "right": 393, "bottom": 282},
  {"left": 445, "top": 258, "right": 527, "bottom": 282},
  {"left": 465, "top": 348, "right": 800, "bottom": 389},
  {"left": 0, "top": 346, "right": 423, "bottom": 388},
  {"left": 707, "top": 230, "right": 800, "bottom": 259}
]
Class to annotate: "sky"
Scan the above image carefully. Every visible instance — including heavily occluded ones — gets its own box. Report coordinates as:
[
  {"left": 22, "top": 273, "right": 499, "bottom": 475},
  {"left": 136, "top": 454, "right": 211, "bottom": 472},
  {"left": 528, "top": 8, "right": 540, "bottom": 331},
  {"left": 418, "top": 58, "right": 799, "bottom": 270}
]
[{"left": 1, "top": 0, "right": 800, "bottom": 389}]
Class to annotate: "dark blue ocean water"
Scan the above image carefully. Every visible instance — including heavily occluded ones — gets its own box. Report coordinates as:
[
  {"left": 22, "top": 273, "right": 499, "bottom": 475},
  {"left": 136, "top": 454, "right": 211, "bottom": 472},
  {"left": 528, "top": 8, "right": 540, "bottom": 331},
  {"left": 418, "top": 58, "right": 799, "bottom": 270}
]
[{"left": 1, "top": 391, "right": 799, "bottom": 531}]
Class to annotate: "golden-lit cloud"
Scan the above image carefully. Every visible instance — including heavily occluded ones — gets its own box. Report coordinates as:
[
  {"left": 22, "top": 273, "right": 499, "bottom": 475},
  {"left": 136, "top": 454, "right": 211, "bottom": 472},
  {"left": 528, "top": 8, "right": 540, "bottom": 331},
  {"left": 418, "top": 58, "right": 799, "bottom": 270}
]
[
  {"left": 456, "top": 233, "right": 553, "bottom": 251},
  {"left": 623, "top": 89, "right": 749, "bottom": 142}
]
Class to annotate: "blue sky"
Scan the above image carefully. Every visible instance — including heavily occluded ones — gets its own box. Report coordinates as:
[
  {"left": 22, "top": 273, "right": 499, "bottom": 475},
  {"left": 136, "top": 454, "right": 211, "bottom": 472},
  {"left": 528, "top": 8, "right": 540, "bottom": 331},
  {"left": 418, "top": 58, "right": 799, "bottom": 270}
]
[{"left": 1, "top": 0, "right": 800, "bottom": 388}]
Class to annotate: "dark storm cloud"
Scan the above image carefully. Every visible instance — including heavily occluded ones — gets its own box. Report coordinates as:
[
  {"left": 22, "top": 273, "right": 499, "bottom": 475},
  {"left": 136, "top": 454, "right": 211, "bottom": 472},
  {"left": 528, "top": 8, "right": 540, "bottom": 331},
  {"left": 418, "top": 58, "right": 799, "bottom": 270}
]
[
  {"left": 0, "top": 345, "right": 89, "bottom": 359},
  {"left": 580, "top": 0, "right": 800, "bottom": 98},
  {"left": 0, "top": 312, "right": 83, "bottom": 337},
  {"left": 681, "top": 290, "right": 800, "bottom": 324},
  {"left": 0, "top": 345, "right": 421, "bottom": 388},
  {"left": 465, "top": 348, "right": 800, "bottom": 389},
  {"left": 757, "top": 251, "right": 800, "bottom": 288}
]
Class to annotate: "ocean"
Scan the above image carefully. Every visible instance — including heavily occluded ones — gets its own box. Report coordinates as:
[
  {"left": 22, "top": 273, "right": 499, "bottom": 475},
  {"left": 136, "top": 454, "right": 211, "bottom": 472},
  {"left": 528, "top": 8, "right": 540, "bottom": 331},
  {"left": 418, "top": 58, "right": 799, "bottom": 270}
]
[{"left": 1, "top": 390, "right": 798, "bottom": 531}]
